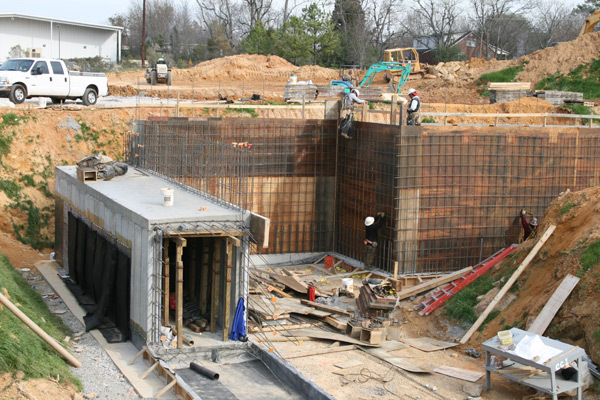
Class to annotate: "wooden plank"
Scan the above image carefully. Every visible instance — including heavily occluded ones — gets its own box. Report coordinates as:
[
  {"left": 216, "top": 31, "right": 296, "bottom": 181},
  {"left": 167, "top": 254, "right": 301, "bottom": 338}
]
[
  {"left": 282, "top": 329, "right": 381, "bottom": 347},
  {"left": 433, "top": 366, "right": 484, "bottom": 382},
  {"left": 284, "top": 345, "right": 355, "bottom": 359},
  {"left": 248, "top": 323, "right": 321, "bottom": 333},
  {"left": 460, "top": 225, "right": 556, "bottom": 344},
  {"left": 272, "top": 274, "right": 308, "bottom": 294},
  {"left": 361, "top": 347, "right": 429, "bottom": 373},
  {"left": 175, "top": 238, "right": 186, "bottom": 349},
  {"left": 399, "top": 337, "right": 457, "bottom": 352},
  {"left": 300, "top": 299, "right": 353, "bottom": 317},
  {"left": 334, "top": 360, "right": 363, "bottom": 369},
  {"left": 324, "top": 315, "right": 346, "bottom": 330},
  {"left": 397, "top": 266, "right": 473, "bottom": 300},
  {"left": 211, "top": 239, "right": 221, "bottom": 333},
  {"left": 223, "top": 239, "right": 233, "bottom": 341},
  {"left": 163, "top": 240, "right": 170, "bottom": 327},
  {"left": 528, "top": 274, "right": 579, "bottom": 335},
  {"left": 250, "top": 212, "right": 270, "bottom": 249}
]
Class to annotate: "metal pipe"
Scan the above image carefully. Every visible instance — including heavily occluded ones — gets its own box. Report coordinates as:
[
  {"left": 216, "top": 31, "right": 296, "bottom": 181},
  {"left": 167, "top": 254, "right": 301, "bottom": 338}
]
[{"left": 190, "top": 362, "right": 219, "bottom": 380}]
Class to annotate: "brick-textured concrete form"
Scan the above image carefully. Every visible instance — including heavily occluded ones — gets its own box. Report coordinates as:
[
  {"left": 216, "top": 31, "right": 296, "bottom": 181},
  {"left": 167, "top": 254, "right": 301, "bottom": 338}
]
[{"left": 55, "top": 166, "right": 251, "bottom": 344}]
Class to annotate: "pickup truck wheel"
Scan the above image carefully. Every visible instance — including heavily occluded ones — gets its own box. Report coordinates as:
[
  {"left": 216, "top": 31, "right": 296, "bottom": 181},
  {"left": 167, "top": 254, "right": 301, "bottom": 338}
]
[
  {"left": 82, "top": 88, "right": 97, "bottom": 106},
  {"left": 9, "top": 84, "right": 26, "bottom": 104}
]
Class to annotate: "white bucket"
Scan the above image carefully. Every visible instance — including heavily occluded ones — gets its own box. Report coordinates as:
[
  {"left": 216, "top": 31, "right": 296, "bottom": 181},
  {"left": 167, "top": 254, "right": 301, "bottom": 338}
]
[
  {"left": 289, "top": 75, "right": 297, "bottom": 84},
  {"left": 342, "top": 278, "right": 354, "bottom": 293},
  {"left": 161, "top": 187, "right": 174, "bottom": 206},
  {"left": 38, "top": 98, "right": 47, "bottom": 108}
]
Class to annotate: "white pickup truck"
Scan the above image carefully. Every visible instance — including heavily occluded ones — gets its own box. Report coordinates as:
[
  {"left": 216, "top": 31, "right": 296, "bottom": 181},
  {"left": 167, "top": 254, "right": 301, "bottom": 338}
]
[{"left": 0, "top": 58, "right": 108, "bottom": 106}]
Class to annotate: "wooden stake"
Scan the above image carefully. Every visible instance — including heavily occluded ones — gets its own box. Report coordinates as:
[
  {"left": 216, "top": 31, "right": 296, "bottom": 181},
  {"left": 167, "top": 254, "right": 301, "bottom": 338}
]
[
  {"left": 223, "top": 239, "right": 233, "bottom": 341},
  {"left": 174, "top": 237, "right": 187, "bottom": 349},
  {"left": 163, "top": 239, "right": 170, "bottom": 327},
  {"left": 460, "top": 225, "right": 556, "bottom": 344}
]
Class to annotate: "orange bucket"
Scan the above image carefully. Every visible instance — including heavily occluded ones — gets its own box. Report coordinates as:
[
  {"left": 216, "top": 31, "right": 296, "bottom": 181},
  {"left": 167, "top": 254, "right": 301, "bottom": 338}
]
[{"left": 324, "top": 255, "right": 334, "bottom": 269}]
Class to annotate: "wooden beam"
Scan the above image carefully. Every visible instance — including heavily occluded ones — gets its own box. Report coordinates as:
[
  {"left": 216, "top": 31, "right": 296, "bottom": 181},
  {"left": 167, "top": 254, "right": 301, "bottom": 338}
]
[
  {"left": 163, "top": 239, "right": 170, "bottom": 327},
  {"left": 175, "top": 239, "right": 186, "bottom": 349},
  {"left": 460, "top": 225, "right": 556, "bottom": 344},
  {"left": 141, "top": 361, "right": 159, "bottom": 379},
  {"left": 211, "top": 239, "right": 221, "bottom": 333},
  {"left": 189, "top": 240, "right": 197, "bottom": 299},
  {"left": 283, "top": 345, "right": 355, "bottom": 359},
  {"left": 155, "top": 379, "right": 177, "bottom": 398},
  {"left": 396, "top": 266, "right": 473, "bottom": 301},
  {"left": 528, "top": 274, "right": 579, "bottom": 335},
  {"left": 223, "top": 239, "right": 233, "bottom": 341}
]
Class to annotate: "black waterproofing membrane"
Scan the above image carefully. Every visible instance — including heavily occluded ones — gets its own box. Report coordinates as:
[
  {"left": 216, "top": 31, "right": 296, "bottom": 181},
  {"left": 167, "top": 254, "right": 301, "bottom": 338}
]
[{"left": 67, "top": 213, "right": 131, "bottom": 342}]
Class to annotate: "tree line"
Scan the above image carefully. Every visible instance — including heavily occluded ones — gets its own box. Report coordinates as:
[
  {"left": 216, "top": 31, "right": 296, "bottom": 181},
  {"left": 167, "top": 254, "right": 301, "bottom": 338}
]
[{"left": 109, "top": 0, "right": 598, "bottom": 68}]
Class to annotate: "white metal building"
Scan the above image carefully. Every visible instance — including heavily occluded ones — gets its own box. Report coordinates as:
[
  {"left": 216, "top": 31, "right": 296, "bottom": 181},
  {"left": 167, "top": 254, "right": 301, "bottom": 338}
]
[{"left": 0, "top": 13, "right": 122, "bottom": 63}]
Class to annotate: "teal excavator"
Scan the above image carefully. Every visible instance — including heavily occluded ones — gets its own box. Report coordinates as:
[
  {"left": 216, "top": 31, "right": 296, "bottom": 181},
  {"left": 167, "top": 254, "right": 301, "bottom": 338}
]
[{"left": 331, "top": 62, "right": 412, "bottom": 95}]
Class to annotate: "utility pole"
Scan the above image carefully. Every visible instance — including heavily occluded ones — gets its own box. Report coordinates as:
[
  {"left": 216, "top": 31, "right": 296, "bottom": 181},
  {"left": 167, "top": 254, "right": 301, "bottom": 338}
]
[{"left": 142, "top": 0, "right": 146, "bottom": 68}]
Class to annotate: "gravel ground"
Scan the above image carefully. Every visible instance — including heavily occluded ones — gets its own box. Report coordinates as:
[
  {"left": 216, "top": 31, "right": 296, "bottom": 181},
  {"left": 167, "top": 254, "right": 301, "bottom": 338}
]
[{"left": 24, "top": 267, "right": 141, "bottom": 399}]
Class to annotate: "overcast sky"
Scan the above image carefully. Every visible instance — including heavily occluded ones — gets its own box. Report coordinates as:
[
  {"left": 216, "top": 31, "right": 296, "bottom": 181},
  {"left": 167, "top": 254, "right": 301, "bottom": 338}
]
[{"left": 3, "top": 0, "right": 590, "bottom": 26}]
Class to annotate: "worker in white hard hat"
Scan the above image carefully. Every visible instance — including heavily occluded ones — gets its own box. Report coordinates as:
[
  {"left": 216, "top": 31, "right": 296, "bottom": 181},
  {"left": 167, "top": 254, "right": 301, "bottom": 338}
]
[
  {"left": 363, "top": 211, "right": 386, "bottom": 269},
  {"left": 340, "top": 88, "right": 366, "bottom": 139},
  {"left": 406, "top": 88, "right": 421, "bottom": 126},
  {"left": 519, "top": 209, "right": 539, "bottom": 241}
]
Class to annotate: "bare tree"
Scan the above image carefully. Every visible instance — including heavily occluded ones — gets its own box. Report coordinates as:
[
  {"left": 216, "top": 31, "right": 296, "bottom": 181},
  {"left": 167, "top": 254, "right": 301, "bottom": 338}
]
[
  {"left": 281, "top": 0, "right": 310, "bottom": 26},
  {"left": 413, "top": 0, "right": 463, "bottom": 48},
  {"left": 367, "top": 0, "right": 408, "bottom": 58},
  {"left": 530, "top": 0, "right": 584, "bottom": 48},
  {"left": 238, "top": 0, "right": 275, "bottom": 31},
  {"left": 195, "top": 0, "right": 241, "bottom": 47},
  {"left": 468, "top": 0, "right": 531, "bottom": 58}
]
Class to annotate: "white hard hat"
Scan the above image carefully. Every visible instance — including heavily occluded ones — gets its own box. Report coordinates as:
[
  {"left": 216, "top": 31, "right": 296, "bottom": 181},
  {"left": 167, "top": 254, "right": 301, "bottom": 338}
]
[
  {"left": 352, "top": 89, "right": 360, "bottom": 97},
  {"left": 408, "top": 88, "right": 416, "bottom": 95},
  {"left": 365, "top": 216, "right": 374, "bottom": 226}
]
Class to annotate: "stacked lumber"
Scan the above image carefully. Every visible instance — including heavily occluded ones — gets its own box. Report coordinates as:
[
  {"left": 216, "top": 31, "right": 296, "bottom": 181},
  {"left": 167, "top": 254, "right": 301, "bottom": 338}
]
[
  {"left": 283, "top": 84, "right": 318, "bottom": 102},
  {"left": 487, "top": 82, "right": 532, "bottom": 104}
]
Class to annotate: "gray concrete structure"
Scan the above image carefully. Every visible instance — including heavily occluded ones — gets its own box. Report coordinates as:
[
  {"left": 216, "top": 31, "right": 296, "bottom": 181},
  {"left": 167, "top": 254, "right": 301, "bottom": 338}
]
[
  {"left": 0, "top": 13, "right": 122, "bottom": 63},
  {"left": 55, "top": 166, "right": 251, "bottom": 348}
]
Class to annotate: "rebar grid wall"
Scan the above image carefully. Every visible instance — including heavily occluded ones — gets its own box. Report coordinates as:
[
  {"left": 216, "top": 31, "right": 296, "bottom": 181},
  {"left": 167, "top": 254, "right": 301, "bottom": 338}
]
[
  {"left": 130, "top": 119, "right": 337, "bottom": 254},
  {"left": 340, "top": 124, "right": 600, "bottom": 274}
]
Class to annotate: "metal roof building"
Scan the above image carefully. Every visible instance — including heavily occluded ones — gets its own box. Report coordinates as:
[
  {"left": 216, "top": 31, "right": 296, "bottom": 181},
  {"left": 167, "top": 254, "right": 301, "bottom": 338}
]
[{"left": 0, "top": 13, "right": 122, "bottom": 63}]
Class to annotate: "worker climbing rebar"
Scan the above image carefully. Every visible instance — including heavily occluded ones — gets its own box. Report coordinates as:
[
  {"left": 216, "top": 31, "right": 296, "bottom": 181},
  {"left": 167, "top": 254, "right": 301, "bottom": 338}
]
[
  {"left": 520, "top": 209, "right": 539, "bottom": 241},
  {"left": 364, "top": 211, "right": 386, "bottom": 269}
]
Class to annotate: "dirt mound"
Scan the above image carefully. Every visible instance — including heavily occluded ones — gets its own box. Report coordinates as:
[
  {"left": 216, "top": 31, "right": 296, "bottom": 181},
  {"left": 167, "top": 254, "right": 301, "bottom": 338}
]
[
  {"left": 108, "top": 85, "right": 138, "bottom": 97},
  {"left": 518, "top": 32, "right": 600, "bottom": 86},
  {"left": 472, "top": 186, "right": 600, "bottom": 364}
]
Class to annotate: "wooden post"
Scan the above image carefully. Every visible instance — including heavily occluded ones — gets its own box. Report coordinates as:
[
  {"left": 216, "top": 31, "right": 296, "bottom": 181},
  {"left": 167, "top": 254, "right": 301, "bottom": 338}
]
[
  {"left": 390, "top": 95, "right": 397, "bottom": 125},
  {"left": 302, "top": 95, "right": 305, "bottom": 119},
  {"left": 199, "top": 242, "right": 210, "bottom": 314},
  {"left": 361, "top": 102, "right": 367, "bottom": 121},
  {"left": 163, "top": 239, "right": 170, "bottom": 327},
  {"left": 211, "top": 239, "right": 221, "bottom": 333},
  {"left": 222, "top": 238, "right": 234, "bottom": 341},
  {"left": 174, "top": 237, "right": 187, "bottom": 349},
  {"left": 176, "top": 92, "right": 180, "bottom": 117},
  {"left": 460, "top": 225, "right": 556, "bottom": 344}
]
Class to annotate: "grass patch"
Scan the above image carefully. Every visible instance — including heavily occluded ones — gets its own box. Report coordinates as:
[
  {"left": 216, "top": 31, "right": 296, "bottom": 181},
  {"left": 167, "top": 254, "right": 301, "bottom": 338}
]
[
  {"left": 477, "top": 65, "right": 525, "bottom": 87},
  {"left": 226, "top": 108, "right": 259, "bottom": 118},
  {"left": 444, "top": 276, "right": 495, "bottom": 323},
  {"left": 0, "top": 255, "right": 80, "bottom": 388},
  {"left": 578, "top": 239, "right": 600, "bottom": 277},
  {"left": 421, "top": 117, "right": 436, "bottom": 123},
  {"left": 478, "top": 309, "right": 501, "bottom": 332},
  {"left": 12, "top": 201, "right": 53, "bottom": 250},
  {"left": 559, "top": 202, "right": 576, "bottom": 216},
  {"left": 561, "top": 104, "right": 600, "bottom": 125},
  {"left": 536, "top": 58, "right": 600, "bottom": 99}
]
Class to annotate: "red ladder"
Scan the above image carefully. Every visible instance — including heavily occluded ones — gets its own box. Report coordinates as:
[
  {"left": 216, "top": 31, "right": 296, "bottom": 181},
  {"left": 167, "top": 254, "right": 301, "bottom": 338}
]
[{"left": 416, "top": 245, "right": 518, "bottom": 316}]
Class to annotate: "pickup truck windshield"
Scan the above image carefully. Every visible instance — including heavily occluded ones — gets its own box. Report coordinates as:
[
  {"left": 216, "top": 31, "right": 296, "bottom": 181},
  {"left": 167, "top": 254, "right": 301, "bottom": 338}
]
[{"left": 0, "top": 59, "right": 34, "bottom": 72}]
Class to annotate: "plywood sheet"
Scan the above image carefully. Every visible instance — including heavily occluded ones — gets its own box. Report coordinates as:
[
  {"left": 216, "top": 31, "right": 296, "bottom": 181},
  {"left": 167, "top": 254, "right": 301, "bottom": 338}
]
[
  {"left": 399, "top": 337, "right": 457, "bottom": 352},
  {"left": 528, "top": 274, "right": 579, "bottom": 336},
  {"left": 272, "top": 274, "right": 308, "bottom": 294},
  {"left": 282, "top": 329, "right": 380, "bottom": 347},
  {"left": 433, "top": 366, "right": 484, "bottom": 382}
]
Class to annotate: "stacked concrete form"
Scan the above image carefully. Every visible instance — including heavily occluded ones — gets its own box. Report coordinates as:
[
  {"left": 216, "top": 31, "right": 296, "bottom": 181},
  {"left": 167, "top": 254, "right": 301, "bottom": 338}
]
[
  {"left": 127, "top": 118, "right": 600, "bottom": 275},
  {"left": 536, "top": 90, "right": 584, "bottom": 106}
]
